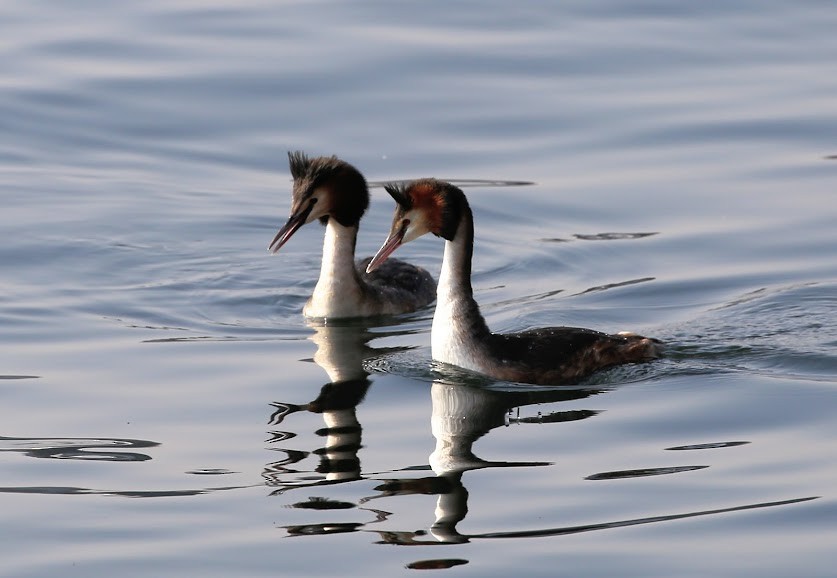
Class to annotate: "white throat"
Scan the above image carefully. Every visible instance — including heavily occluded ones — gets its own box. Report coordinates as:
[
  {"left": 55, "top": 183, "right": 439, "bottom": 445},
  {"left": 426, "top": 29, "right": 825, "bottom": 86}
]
[
  {"left": 431, "top": 219, "right": 483, "bottom": 372},
  {"left": 303, "top": 220, "right": 362, "bottom": 318}
]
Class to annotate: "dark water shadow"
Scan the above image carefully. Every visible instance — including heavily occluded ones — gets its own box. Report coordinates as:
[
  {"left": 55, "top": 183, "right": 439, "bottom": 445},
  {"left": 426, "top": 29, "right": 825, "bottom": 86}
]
[
  {"left": 585, "top": 465, "right": 708, "bottom": 480},
  {"left": 574, "top": 276, "right": 656, "bottom": 295},
  {"left": 541, "top": 232, "right": 659, "bottom": 243},
  {"left": 0, "top": 484, "right": 251, "bottom": 498},
  {"left": 0, "top": 436, "right": 255, "bottom": 498},
  {"left": 0, "top": 435, "right": 159, "bottom": 462},
  {"left": 473, "top": 496, "right": 818, "bottom": 540},
  {"left": 666, "top": 441, "right": 750, "bottom": 451},
  {"left": 368, "top": 179, "right": 534, "bottom": 189}
]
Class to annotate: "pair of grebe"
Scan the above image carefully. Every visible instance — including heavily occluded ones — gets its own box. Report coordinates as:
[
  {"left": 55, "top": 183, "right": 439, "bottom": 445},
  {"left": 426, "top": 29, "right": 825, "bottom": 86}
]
[{"left": 270, "top": 152, "right": 660, "bottom": 385}]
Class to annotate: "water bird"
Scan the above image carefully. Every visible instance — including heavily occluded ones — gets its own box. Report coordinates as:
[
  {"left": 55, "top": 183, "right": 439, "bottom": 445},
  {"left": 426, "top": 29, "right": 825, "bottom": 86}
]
[
  {"left": 268, "top": 152, "right": 435, "bottom": 318},
  {"left": 366, "top": 179, "right": 661, "bottom": 385}
]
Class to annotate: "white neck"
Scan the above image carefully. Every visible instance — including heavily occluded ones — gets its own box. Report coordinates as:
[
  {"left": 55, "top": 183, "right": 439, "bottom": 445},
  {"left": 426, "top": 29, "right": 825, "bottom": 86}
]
[
  {"left": 431, "top": 214, "right": 490, "bottom": 372},
  {"left": 303, "top": 219, "right": 363, "bottom": 318}
]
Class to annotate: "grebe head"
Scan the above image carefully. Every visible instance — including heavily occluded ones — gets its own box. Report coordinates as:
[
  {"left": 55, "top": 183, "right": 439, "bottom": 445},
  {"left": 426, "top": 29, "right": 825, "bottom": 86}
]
[
  {"left": 268, "top": 151, "right": 369, "bottom": 253},
  {"left": 366, "top": 179, "right": 465, "bottom": 272}
]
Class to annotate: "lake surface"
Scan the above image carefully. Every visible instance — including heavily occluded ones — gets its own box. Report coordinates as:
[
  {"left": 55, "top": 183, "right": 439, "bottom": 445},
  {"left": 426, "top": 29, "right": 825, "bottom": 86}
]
[{"left": 2, "top": 1, "right": 836, "bottom": 576}]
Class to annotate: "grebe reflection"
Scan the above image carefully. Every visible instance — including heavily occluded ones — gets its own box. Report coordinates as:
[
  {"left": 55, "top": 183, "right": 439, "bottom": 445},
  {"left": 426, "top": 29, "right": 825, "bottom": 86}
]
[
  {"left": 265, "top": 323, "right": 379, "bottom": 490},
  {"left": 363, "top": 380, "right": 600, "bottom": 544}
]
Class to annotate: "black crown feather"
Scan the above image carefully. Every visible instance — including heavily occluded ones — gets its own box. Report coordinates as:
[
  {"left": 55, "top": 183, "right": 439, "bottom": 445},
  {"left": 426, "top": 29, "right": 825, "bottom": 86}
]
[
  {"left": 383, "top": 182, "right": 412, "bottom": 210},
  {"left": 287, "top": 150, "right": 311, "bottom": 180}
]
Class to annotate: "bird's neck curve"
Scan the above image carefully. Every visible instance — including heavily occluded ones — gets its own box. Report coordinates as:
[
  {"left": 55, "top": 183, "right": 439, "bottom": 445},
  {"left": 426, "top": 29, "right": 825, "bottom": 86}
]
[
  {"left": 437, "top": 211, "right": 474, "bottom": 296},
  {"left": 432, "top": 202, "right": 492, "bottom": 367}
]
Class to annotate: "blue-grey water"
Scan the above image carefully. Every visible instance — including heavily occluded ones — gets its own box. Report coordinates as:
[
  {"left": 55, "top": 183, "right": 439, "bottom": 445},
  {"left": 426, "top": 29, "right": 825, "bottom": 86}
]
[{"left": 2, "top": 1, "right": 836, "bottom": 576}]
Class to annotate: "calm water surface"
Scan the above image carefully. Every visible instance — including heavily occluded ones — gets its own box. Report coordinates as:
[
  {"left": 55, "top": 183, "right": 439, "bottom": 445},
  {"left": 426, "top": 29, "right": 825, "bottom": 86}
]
[{"left": 1, "top": 1, "right": 836, "bottom": 576}]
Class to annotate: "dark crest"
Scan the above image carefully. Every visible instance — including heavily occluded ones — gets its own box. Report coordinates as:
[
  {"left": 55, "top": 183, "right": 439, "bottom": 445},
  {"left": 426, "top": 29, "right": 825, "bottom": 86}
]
[
  {"left": 383, "top": 182, "right": 412, "bottom": 210},
  {"left": 287, "top": 150, "right": 311, "bottom": 180}
]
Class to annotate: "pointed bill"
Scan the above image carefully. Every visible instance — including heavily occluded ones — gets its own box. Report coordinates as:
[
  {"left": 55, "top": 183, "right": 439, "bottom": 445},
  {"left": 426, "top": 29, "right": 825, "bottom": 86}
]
[
  {"left": 267, "top": 199, "right": 316, "bottom": 254},
  {"left": 366, "top": 221, "right": 407, "bottom": 273}
]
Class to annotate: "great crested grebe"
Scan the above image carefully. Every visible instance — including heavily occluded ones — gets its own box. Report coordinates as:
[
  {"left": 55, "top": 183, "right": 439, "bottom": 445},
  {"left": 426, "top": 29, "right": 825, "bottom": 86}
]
[
  {"left": 268, "top": 152, "right": 435, "bottom": 318},
  {"left": 366, "top": 179, "right": 661, "bottom": 385}
]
